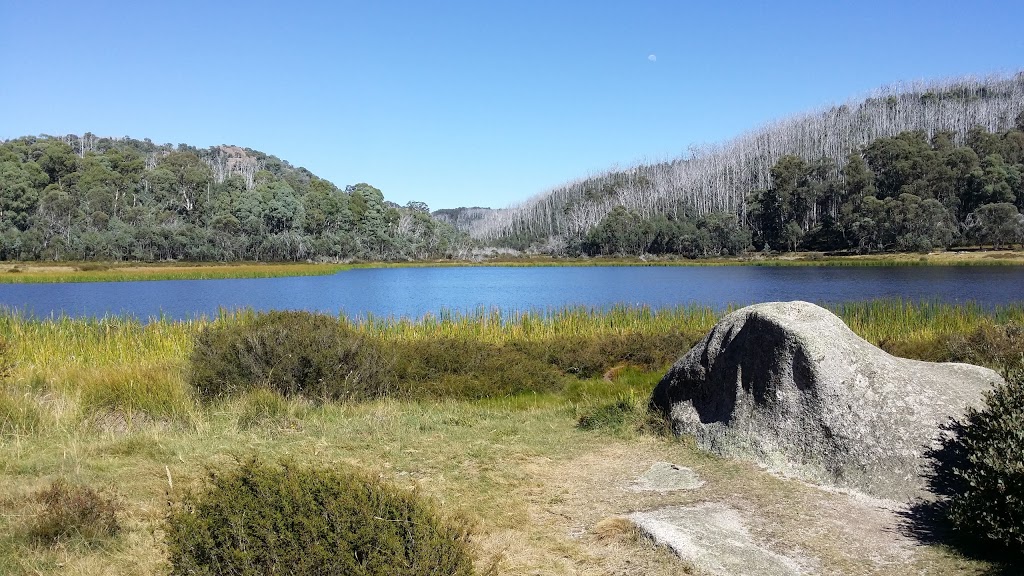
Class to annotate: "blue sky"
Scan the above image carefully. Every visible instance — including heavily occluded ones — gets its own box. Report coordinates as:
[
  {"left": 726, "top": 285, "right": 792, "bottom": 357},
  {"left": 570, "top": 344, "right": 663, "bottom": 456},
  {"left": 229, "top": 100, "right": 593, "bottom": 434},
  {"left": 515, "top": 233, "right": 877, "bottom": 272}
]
[{"left": 1, "top": 1, "right": 1022, "bottom": 210}]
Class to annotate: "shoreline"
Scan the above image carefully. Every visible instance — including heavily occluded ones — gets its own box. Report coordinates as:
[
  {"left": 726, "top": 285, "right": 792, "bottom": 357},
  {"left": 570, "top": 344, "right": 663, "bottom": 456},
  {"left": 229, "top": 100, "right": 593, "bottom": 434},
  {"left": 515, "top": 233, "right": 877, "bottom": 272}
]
[{"left": 0, "top": 249, "right": 1022, "bottom": 284}]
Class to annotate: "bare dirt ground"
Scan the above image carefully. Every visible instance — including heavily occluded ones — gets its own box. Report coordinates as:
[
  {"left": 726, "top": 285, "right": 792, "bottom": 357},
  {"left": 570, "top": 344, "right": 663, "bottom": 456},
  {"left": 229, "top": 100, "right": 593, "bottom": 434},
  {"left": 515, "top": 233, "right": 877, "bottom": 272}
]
[{"left": 483, "top": 440, "right": 989, "bottom": 576}]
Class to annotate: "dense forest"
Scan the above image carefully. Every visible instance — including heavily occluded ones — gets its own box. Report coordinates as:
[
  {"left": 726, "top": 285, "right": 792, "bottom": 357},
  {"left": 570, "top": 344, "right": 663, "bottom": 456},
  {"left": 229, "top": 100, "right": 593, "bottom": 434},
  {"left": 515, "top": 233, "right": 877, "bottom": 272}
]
[
  {"left": 574, "top": 122, "right": 1024, "bottom": 257},
  {"left": 464, "top": 74, "right": 1024, "bottom": 252},
  {"left": 0, "top": 135, "right": 467, "bottom": 261}
]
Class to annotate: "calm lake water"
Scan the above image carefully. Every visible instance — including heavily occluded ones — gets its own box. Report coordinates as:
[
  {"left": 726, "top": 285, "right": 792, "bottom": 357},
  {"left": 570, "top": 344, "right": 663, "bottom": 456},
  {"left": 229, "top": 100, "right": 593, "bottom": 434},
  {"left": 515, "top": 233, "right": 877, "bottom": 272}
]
[{"left": 1, "top": 266, "right": 1022, "bottom": 321}]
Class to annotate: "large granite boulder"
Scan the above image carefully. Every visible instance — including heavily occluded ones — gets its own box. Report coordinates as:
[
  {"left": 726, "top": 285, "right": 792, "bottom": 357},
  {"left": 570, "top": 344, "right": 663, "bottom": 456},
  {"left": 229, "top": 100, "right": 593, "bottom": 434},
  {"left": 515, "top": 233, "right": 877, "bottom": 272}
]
[{"left": 650, "top": 301, "right": 1002, "bottom": 500}]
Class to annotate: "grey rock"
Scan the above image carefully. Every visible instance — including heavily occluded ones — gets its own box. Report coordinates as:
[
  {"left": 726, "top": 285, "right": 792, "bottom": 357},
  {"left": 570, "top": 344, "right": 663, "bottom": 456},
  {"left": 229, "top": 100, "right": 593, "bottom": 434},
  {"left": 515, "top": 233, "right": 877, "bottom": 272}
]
[
  {"left": 630, "top": 462, "right": 704, "bottom": 492},
  {"left": 630, "top": 503, "right": 809, "bottom": 576},
  {"left": 650, "top": 301, "right": 1002, "bottom": 500}
]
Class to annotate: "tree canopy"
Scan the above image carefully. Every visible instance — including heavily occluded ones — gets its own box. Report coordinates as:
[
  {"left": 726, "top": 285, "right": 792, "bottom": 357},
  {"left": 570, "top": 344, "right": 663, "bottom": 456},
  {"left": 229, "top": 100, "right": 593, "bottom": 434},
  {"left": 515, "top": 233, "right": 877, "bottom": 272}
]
[{"left": 0, "top": 135, "right": 468, "bottom": 262}]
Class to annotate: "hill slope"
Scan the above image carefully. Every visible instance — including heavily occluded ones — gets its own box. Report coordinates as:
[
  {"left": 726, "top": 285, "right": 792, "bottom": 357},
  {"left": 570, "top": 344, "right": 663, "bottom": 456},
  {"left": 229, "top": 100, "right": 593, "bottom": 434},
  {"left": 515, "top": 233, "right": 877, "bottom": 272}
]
[
  {"left": 0, "top": 135, "right": 466, "bottom": 261},
  {"left": 466, "top": 73, "right": 1024, "bottom": 249}
]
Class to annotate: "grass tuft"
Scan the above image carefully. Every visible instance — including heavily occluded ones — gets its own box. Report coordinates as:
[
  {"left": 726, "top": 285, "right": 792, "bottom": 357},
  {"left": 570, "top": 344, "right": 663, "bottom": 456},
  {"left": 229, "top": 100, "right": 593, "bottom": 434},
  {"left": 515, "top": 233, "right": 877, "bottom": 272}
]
[{"left": 26, "top": 479, "right": 121, "bottom": 546}]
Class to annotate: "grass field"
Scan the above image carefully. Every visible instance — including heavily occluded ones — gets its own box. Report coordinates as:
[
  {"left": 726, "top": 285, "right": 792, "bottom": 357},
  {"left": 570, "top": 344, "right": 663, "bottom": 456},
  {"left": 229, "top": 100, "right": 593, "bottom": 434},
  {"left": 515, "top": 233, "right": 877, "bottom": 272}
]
[{"left": 0, "top": 302, "right": 1019, "bottom": 574}]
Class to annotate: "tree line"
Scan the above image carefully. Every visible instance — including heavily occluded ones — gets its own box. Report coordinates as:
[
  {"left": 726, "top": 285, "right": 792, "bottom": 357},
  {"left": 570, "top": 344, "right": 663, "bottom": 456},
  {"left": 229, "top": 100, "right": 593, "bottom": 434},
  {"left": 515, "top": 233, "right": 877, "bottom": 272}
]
[
  {"left": 573, "top": 122, "right": 1024, "bottom": 257},
  {"left": 0, "top": 135, "right": 468, "bottom": 261}
]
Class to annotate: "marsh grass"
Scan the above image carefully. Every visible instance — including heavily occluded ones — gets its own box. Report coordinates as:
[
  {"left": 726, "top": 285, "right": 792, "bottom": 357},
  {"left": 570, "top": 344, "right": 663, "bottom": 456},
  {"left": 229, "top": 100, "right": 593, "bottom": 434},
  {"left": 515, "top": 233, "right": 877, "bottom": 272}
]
[
  {"left": 0, "top": 388, "right": 43, "bottom": 436},
  {"left": 235, "top": 388, "right": 308, "bottom": 431}
]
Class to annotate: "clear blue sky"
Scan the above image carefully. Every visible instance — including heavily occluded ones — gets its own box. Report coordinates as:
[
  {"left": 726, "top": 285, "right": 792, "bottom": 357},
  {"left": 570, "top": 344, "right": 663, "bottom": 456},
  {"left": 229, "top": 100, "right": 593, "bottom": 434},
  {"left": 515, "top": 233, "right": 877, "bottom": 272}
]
[{"left": 2, "top": 1, "right": 1022, "bottom": 210}]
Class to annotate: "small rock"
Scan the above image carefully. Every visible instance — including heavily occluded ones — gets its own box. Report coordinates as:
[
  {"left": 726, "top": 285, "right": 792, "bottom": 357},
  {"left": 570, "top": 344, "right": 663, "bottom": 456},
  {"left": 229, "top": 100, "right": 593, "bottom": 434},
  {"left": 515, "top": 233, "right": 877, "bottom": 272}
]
[
  {"left": 629, "top": 462, "right": 703, "bottom": 492},
  {"left": 630, "top": 502, "right": 809, "bottom": 576}
]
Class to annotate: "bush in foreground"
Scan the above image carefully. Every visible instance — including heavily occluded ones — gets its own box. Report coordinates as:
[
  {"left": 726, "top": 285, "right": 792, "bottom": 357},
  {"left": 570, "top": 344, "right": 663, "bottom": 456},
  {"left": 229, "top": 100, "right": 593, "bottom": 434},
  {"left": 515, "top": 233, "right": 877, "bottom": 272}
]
[
  {"left": 190, "top": 311, "right": 389, "bottom": 401},
  {"left": 925, "top": 370, "right": 1024, "bottom": 559},
  {"left": 27, "top": 479, "right": 121, "bottom": 545},
  {"left": 165, "top": 458, "right": 475, "bottom": 576}
]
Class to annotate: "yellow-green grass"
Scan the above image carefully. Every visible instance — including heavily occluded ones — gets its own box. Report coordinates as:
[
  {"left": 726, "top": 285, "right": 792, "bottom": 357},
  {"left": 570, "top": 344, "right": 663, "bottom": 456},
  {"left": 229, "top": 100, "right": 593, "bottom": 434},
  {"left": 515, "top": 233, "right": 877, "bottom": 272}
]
[
  {"left": 0, "top": 302, "right": 1019, "bottom": 575},
  {"left": 0, "top": 262, "right": 352, "bottom": 284},
  {"left": 0, "top": 249, "right": 1022, "bottom": 284},
  {"left": 362, "top": 249, "right": 1024, "bottom": 269}
]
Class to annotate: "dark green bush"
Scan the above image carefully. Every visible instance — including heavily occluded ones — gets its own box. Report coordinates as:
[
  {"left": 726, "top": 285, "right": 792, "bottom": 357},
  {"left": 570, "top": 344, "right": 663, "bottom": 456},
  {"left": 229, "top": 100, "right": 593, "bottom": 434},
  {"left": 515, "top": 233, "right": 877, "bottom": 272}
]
[
  {"left": 165, "top": 458, "right": 475, "bottom": 576},
  {"left": 27, "top": 479, "right": 121, "bottom": 545},
  {"left": 189, "top": 311, "right": 389, "bottom": 401},
  {"left": 925, "top": 370, "right": 1024, "bottom": 559}
]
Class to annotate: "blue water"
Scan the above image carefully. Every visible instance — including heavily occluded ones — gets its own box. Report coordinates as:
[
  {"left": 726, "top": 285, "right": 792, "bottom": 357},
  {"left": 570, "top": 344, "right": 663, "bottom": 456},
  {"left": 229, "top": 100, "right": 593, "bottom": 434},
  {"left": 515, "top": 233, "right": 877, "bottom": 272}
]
[{"left": 0, "top": 266, "right": 1022, "bottom": 320}]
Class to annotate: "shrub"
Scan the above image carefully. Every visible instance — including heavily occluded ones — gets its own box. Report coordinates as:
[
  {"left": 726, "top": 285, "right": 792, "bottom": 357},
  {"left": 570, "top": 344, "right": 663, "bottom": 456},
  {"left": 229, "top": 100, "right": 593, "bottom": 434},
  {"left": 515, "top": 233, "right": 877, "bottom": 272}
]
[
  {"left": 512, "top": 331, "right": 696, "bottom": 379},
  {"left": 577, "top": 396, "right": 638, "bottom": 431},
  {"left": 946, "top": 321, "right": 1024, "bottom": 375},
  {"left": 165, "top": 458, "right": 475, "bottom": 576},
  {"left": 189, "top": 311, "right": 389, "bottom": 401},
  {"left": 27, "top": 479, "right": 121, "bottom": 545},
  {"left": 386, "top": 337, "right": 564, "bottom": 399},
  {"left": 925, "top": 370, "right": 1024, "bottom": 558}
]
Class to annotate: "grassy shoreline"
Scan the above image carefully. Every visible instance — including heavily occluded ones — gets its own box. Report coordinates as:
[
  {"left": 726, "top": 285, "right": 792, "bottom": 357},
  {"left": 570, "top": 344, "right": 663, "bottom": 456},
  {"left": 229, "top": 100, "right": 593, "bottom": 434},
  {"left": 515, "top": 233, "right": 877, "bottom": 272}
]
[
  {"left": 1, "top": 302, "right": 1019, "bottom": 574},
  {"left": 0, "top": 249, "right": 1022, "bottom": 283}
]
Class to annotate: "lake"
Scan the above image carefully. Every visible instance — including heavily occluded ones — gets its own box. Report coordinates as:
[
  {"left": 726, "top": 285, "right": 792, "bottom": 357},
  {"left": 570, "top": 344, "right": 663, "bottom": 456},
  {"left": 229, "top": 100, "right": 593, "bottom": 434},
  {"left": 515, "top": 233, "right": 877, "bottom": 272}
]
[{"left": 1, "top": 265, "right": 1022, "bottom": 321}]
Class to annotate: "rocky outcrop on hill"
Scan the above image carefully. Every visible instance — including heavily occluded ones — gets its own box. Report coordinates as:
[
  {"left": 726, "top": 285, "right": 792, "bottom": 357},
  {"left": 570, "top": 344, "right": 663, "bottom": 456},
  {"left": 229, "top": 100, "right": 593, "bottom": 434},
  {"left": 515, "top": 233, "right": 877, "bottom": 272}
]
[{"left": 650, "top": 301, "right": 1003, "bottom": 500}]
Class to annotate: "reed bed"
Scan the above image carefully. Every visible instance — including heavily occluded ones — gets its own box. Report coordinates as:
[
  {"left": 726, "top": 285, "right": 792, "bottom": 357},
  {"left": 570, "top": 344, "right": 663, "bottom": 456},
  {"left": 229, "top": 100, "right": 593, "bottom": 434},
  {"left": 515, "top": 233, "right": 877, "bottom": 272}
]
[
  {"left": 353, "top": 304, "right": 719, "bottom": 343},
  {"left": 830, "top": 299, "right": 1024, "bottom": 344}
]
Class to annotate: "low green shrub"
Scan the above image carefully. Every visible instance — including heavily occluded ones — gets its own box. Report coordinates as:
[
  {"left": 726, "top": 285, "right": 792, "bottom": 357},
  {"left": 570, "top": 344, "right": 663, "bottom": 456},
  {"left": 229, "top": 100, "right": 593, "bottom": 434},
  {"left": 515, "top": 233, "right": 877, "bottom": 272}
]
[
  {"left": 386, "top": 337, "right": 564, "bottom": 399},
  {"left": 513, "top": 331, "right": 696, "bottom": 379},
  {"left": 925, "top": 370, "right": 1024, "bottom": 559},
  {"left": 189, "top": 311, "right": 389, "bottom": 401},
  {"left": 576, "top": 392, "right": 672, "bottom": 437},
  {"left": 946, "top": 321, "right": 1024, "bottom": 375},
  {"left": 27, "top": 479, "right": 121, "bottom": 545},
  {"left": 165, "top": 458, "right": 475, "bottom": 576},
  {"left": 577, "top": 396, "right": 638, "bottom": 431}
]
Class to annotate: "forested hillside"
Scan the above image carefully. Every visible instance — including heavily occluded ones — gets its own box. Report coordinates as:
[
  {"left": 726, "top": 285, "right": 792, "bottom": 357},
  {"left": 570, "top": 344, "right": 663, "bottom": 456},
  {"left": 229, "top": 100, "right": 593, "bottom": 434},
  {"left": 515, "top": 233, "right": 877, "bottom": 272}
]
[
  {"left": 466, "top": 73, "right": 1024, "bottom": 254},
  {"left": 577, "top": 124, "right": 1024, "bottom": 257},
  {"left": 0, "top": 135, "right": 467, "bottom": 261}
]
